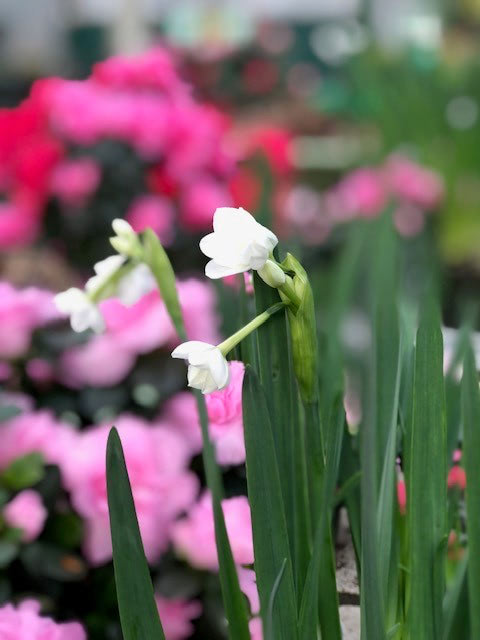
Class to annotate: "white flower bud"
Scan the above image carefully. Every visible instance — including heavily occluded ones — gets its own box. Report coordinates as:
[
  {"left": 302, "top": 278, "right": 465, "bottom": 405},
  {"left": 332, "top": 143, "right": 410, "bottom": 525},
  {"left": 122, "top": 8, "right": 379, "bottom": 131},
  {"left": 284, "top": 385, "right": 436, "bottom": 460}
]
[
  {"left": 171, "top": 341, "right": 230, "bottom": 394},
  {"left": 257, "top": 259, "right": 286, "bottom": 288}
]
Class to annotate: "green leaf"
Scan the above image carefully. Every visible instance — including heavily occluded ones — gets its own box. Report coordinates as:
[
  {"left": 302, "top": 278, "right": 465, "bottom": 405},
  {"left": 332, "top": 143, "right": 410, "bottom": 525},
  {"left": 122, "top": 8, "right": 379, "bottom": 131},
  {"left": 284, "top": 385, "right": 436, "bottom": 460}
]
[
  {"left": 299, "top": 397, "right": 345, "bottom": 639},
  {"left": 243, "top": 366, "right": 298, "bottom": 640},
  {"left": 20, "top": 542, "right": 87, "bottom": 581},
  {"left": 407, "top": 299, "right": 447, "bottom": 639},
  {"left": 1, "top": 452, "right": 45, "bottom": 490},
  {"left": 106, "top": 427, "right": 166, "bottom": 640},
  {"left": 254, "top": 272, "right": 310, "bottom": 604},
  {"left": 142, "top": 229, "right": 187, "bottom": 341},
  {"left": 193, "top": 391, "right": 251, "bottom": 640},
  {"left": 443, "top": 550, "right": 469, "bottom": 640},
  {"left": 142, "top": 235, "right": 250, "bottom": 639},
  {"left": 461, "top": 342, "right": 480, "bottom": 639}
]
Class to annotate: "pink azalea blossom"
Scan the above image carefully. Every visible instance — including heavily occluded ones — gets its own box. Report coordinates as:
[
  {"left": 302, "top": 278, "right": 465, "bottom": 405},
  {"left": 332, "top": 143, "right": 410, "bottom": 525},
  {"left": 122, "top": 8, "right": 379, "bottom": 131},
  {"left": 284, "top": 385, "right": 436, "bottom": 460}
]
[
  {"left": 58, "top": 279, "right": 219, "bottom": 388},
  {"left": 50, "top": 158, "right": 101, "bottom": 207},
  {"left": 0, "top": 283, "right": 59, "bottom": 359},
  {"left": 448, "top": 466, "right": 466, "bottom": 490},
  {"left": 249, "top": 617, "right": 263, "bottom": 640},
  {"left": 3, "top": 490, "right": 47, "bottom": 542},
  {"left": 384, "top": 155, "right": 444, "bottom": 210},
  {"left": 238, "top": 567, "right": 260, "bottom": 615},
  {"left": 0, "top": 202, "right": 40, "bottom": 248},
  {"left": 180, "top": 177, "right": 233, "bottom": 231},
  {"left": 0, "top": 600, "right": 85, "bottom": 640},
  {"left": 163, "top": 361, "right": 246, "bottom": 465},
  {"left": 171, "top": 491, "right": 254, "bottom": 570},
  {"left": 0, "top": 410, "right": 76, "bottom": 477},
  {"left": 62, "top": 415, "right": 198, "bottom": 565},
  {"left": 335, "top": 168, "right": 387, "bottom": 219},
  {"left": 397, "top": 480, "right": 406, "bottom": 515},
  {"left": 393, "top": 203, "right": 425, "bottom": 237},
  {"left": 155, "top": 597, "right": 202, "bottom": 640},
  {"left": 126, "top": 194, "right": 175, "bottom": 245},
  {"left": 26, "top": 358, "right": 55, "bottom": 384}
]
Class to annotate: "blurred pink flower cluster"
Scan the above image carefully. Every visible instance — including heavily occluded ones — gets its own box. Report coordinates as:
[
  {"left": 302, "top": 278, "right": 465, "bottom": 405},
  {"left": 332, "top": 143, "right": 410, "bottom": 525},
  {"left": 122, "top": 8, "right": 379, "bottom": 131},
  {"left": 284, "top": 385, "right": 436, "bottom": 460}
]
[
  {"left": 0, "top": 47, "right": 235, "bottom": 248},
  {"left": 285, "top": 154, "right": 445, "bottom": 244},
  {"left": 0, "top": 277, "right": 219, "bottom": 389},
  {"left": 59, "top": 278, "right": 220, "bottom": 388},
  {"left": 0, "top": 600, "right": 85, "bottom": 640},
  {"left": 0, "top": 283, "right": 59, "bottom": 359}
]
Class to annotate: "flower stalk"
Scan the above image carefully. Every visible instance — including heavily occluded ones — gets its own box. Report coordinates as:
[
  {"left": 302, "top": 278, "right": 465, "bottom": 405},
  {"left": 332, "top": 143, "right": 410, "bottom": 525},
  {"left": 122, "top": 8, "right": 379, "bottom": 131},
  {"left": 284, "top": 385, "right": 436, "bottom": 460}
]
[{"left": 218, "top": 302, "right": 286, "bottom": 356}]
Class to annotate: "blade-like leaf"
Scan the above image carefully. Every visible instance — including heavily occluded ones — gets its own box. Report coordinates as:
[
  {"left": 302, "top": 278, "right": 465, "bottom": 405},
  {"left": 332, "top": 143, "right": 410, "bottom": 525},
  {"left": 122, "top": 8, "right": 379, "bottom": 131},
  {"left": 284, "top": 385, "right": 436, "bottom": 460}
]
[
  {"left": 143, "top": 228, "right": 187, "bottom": 341},
  {"left": 243, "top": 366, "right": 298, "bottom": 640},
  {"left": 299, "top": 398, "right": 345, "bottom": 638},
  {"left": 462, "top": 342, "right": 480, "bottom": 639},
  {"left": 254, "top": 272, "right": 310, "bottom": 603},
  {"left": 407, "top": 299, "right": 447, "bottom": 638},
  {"left": 106, "top": 427, "right": 166, "bottom": 640}
]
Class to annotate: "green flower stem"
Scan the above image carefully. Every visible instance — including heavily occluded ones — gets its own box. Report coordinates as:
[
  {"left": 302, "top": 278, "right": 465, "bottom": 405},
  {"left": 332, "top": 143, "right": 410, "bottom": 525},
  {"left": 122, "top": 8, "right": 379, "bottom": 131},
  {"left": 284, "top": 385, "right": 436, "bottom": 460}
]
[
  {"left": 218, "top": 302, "right": 286, "bottom": 356},
  {"left": 89, "top": 261, "right": 135, "bottom": 303}
]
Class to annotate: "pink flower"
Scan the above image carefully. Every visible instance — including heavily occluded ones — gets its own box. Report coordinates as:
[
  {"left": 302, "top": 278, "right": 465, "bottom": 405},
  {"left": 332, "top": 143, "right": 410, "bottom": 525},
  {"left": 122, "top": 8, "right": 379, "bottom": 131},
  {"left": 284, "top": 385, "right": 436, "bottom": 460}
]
[
  {"left": 222, "top": 272, "right": 254, "bottom": 295},
  {"left": 238, "top": 567, "right": 260, "bottom": 615},
  {"left": 0, "top": 600, "right": 85, "bottom": 640},
  {"left": 335, "top": 168, "right": 387, "bottom": 219},
  {"left": 155, "top": 597, "right": 201, "bottom": 640},
  {"left": 164, "top": 361, "right": 246, "bottom": 465},
  {"left": 92, "top": 47, "right": 186, "bottom": 94},
  {"left": 62, "top": 415, "right": 198, "bottom": 565},
  {"left": 448, "top": 466, "right": 466, "bottom": 491},
  {"left": 126, "top": 194, "right": 175, "bottom": 245},
  {"left": 0, "top": 202, "right": 40, "bottom": 248},
  {"left": 249, "top": 617, "right": 263, "bottom": 640},
  {"left": 0, "top": 410, "right": 76, "bottom": 477},
  {"left": 58, "top": 335, "right": 136, "bottom": 388},
  {"left": 3, "top": 490, "right": 47, "bottom": 542},
  {"left": 26, "top": 358, "right": 55, "bottom": 384},
  {"left": 0, "top": 283, "right": 59, "bottom": 359},
  {"left": 50, "top": 158, "right": 101, "bottom": 207},
  {"left": 171, "top": 491, "right": 253, "bottom": 570},
  {"left": 58, "top": 279, "right": 219, "bottom": 388},
  {"left": 180, "top": 177, "right": 233, "bottom": 231},
  {"left": 397, "top": 480, "right": 406, "bottom": 515},
  {"left": 384, "top": 155, "right": 444, "bottom": 210},
  {"left": 393, "top": 203, "right": 425, "bottom": 237}
]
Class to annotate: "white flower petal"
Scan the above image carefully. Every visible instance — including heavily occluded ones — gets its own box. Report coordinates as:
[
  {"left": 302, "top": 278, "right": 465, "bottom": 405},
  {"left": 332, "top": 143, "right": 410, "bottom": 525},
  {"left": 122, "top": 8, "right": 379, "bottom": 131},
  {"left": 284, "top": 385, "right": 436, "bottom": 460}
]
[
  {"left": 112, "top": 218, "right": 134, "bottom": 236},
  {"left": 171, "top": 341, "right": 212, "bottom": 360},
  {"left": 205, "top": 260, "right": 246, "bottom": 279},
  {"left": 206, "top": 349, "right": 230, "bottom": 388}
]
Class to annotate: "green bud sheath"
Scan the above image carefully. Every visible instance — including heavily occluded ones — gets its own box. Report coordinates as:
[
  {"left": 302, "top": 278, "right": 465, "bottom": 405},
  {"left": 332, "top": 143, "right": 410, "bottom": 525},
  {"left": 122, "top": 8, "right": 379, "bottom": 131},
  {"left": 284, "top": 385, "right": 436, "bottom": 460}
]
[{"left": 280, "top": 253, "right": 318, "bottom": 403}]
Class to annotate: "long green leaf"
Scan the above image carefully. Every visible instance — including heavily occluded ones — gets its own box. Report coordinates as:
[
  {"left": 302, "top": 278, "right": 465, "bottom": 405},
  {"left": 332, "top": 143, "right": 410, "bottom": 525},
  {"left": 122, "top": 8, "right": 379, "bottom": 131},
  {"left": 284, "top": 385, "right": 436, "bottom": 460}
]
[
  {"left": 243, "top": 366, "right": 298, "bottom": 640},
  {"left": 142, "top": 232, "right": 249, "bottom": 638},
  {"left": 462, "top": 342, "right": 480, "bottom": 639},
  {"left": 106, "top": 427, "right": 166, "bottom": 640},
  {"left": 298, "top": 397, "right": 345, "bottom": 638},
  {"left": 253, "top": 272, "right": 310, "bottom": 603},
  {"left": 407, "top": 299, "right": 447, "bottom": 639}
]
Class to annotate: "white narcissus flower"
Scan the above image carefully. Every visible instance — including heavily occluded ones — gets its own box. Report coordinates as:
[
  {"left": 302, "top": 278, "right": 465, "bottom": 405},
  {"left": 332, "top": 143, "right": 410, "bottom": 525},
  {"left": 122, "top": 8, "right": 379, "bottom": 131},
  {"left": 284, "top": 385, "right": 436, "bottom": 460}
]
[
  {"left": 54, "top": 288, "right": 105, "bottom": 333},
  {"left": 85, "top": 255, "right": 125, "bottom": 298},
  {"left": 116, "top": 263, "right": 156, "bottom": 306},
  {"left": 200, "top": 207, "right": 279, "bottom": 279},
  {"left": 110, "top": 218, "right": 140, "bottom": 257},
  {"left": 172, "top": 341, "right": 230, "bottom": 394}
]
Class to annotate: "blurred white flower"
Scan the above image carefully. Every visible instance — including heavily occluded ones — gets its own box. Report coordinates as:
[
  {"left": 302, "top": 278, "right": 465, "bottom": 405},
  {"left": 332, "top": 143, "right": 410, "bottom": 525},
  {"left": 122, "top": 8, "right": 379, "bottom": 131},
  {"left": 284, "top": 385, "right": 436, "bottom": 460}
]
[
  {"left": 54, "top": 288, "right": 105, "bottom": 333},
  {"left": 200, "top": 207, "right": 278, "bottom": 279},
  {"left": 85, "top": 255, "right": 125, "bottom": 298},
  {"left": 172, "top": 341, "right": 230, "bottom": 394},
  {"left": 110, "top": 218, "right": 140, "bottom": 257},
  {"left": 116, "top": 263, "right": 156, "bottom": 306}
]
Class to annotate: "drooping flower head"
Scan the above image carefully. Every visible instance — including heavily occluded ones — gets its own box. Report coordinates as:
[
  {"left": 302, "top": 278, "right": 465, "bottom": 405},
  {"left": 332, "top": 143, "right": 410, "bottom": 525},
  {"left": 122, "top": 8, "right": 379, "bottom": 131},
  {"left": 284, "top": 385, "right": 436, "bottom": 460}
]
[{"left": 172, "top": 341, "right": 230, "bottom": 394}]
